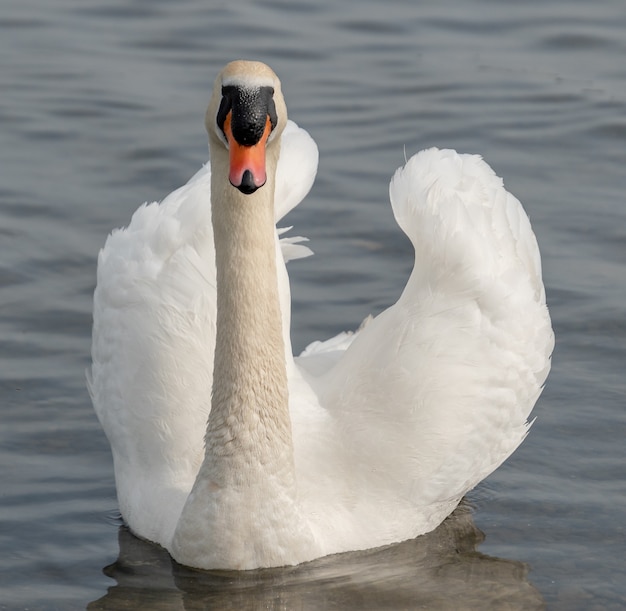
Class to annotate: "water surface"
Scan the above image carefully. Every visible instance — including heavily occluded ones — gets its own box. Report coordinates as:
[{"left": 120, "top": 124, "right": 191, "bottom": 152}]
[{"left": 1, "top": 0, "right": 625, "bottom": 608}]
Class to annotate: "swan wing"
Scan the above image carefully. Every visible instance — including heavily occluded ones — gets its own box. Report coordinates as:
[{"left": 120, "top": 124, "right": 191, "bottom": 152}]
[
  {"left": 299, "top": 148, "right": 553, "bottom": 512},
  {"left": 89, "top": 166, "right": 216, "bottom": 545},
  {"left": 274, "top": 121, "right": 319, "bottom": 262},
  {"left": 274, "top": 120, "right": 319, "bottom": 222}
]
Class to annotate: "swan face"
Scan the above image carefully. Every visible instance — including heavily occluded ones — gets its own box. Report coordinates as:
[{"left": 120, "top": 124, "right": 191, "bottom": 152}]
[{"left": 206, "top": 61, "right": 287, "bottom": 195}]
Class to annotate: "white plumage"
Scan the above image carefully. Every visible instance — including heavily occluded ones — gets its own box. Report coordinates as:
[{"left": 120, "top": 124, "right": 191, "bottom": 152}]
[{"left": 90, "top": 61, "right": 553, "bottom": 570}]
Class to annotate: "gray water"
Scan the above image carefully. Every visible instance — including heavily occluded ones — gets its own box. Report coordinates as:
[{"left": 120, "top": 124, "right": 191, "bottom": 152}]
[{"left": 1, "top": 0, "right": 625, "bottom": 609}]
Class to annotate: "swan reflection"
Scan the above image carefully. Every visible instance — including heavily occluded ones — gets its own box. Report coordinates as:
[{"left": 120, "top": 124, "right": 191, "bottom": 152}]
[{"left": 89, "top": 503, "right": 544, "bottom": 610}]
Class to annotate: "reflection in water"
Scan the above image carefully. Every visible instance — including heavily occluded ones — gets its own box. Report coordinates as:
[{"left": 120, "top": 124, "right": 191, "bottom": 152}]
[{"left": 88, "top": 504, "right": 543, "bottom": 610}]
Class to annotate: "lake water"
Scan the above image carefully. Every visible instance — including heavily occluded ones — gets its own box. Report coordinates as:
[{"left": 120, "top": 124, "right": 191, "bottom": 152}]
[{"left": 1, "top": 0, "right": 625, "bottom": 608}]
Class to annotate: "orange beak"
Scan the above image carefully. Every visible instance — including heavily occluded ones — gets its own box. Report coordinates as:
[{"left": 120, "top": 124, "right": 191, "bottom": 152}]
[{"left": 223, "top": 111, "right": 272, "bottom": 194}]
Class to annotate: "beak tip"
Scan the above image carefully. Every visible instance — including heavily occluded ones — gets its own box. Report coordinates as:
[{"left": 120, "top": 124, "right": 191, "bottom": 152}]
[{"left": 231, "top": 169, "right": 265, "bottom": 195}]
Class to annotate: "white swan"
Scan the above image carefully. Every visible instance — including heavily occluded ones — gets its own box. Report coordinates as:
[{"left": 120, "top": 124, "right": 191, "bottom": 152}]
[{"left": 89, "top": 60, "right": 553, "bottom": 570}]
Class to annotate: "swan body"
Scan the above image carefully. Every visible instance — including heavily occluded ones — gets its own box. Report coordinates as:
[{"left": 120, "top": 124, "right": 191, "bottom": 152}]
[{"left": 90, "top": 60, "right": 553, "bottom": 570}]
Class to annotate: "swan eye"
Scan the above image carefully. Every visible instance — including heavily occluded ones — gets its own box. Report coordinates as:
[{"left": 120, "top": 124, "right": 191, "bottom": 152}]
[
  {"left": 216, "top": 91, "right": 231, "bottom": 139},
  {"left": 217, "top": 85, "right": 276, "bottom": 145}
]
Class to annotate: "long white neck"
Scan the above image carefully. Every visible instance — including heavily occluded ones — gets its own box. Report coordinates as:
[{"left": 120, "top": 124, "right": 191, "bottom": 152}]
[
  {"left": 171, "top": 143, "right": 318, "bottom": 570},
  {"left": 207, "top": 147, "right": 292, "bottom": 469}
]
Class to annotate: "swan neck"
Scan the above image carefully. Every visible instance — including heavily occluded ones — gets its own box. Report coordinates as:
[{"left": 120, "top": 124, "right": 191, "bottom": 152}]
[
  {"left": 171, "top": 140, "right": 319, "bottom": 569},
  {"left": 207, "top": 150, "right": 292, "bottom": 466}
]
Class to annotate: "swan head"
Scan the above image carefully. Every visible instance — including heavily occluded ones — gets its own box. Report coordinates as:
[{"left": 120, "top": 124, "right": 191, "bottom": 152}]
[{"left": 206, "top": 61, "right": 287, "bottom": 195}]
